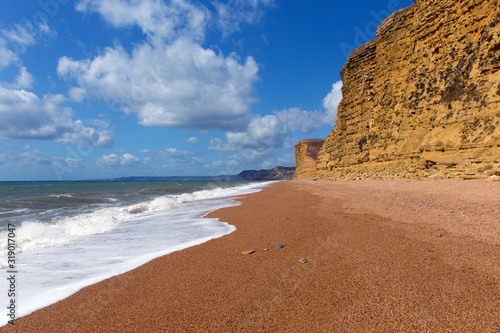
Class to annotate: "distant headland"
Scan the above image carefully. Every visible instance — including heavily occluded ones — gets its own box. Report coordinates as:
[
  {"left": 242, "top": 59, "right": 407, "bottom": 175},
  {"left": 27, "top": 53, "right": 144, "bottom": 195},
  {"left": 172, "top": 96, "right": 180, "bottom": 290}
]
[{"left": 106, "top": 166, "right": 296, "bottom": 182}]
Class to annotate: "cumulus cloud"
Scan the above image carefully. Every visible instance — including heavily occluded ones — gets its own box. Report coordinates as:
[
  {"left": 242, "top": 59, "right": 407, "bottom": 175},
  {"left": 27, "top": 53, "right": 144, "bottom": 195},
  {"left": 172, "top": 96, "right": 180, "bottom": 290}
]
[
  {"left": 76, "top": 0, "right": 209, "bottom": 43},
  {"left": 185, "top": 136, "right": 199, "bottom": 144},
  {"left": 0, "top": 86, "right": 114, "bottom": 147},
  {"left": 208, "top": 80, "right": 342, "bottom": 168},
  {"left": 69, "top": 87, "right": 86, "bottom": 102},
  {"left": 14, "top": 67, "right": 34, "bottom": 89},
  {"left": 209, "top": 114, "right": 284, "bottom": 152},
  {"left": 208, "top": 104, "right": 336, "bottom": 153},
  {"left": 274, "top": 108, "right": 326, "bottom": 134},
  {"left": 58, "top": 39, "right": 259, "bottom": 131},
  {"left": 97, "top": 153, "right": 140, "bottom": 167},
  {"left": 60, "top": 0, "right": 276, "bottom": 131},
  {"left": 323, "top": 80, "right": 343, "bottom": 126},
  {"left": 3, "top": 67, "right": 34, "bottom": 89}
]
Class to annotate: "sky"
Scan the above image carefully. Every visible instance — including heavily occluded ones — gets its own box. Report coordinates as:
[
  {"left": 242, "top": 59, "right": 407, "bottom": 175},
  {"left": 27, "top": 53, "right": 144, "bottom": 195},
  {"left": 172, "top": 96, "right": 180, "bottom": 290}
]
[{"left": 0, "top": 0, "right": 414, "bottom": 181}]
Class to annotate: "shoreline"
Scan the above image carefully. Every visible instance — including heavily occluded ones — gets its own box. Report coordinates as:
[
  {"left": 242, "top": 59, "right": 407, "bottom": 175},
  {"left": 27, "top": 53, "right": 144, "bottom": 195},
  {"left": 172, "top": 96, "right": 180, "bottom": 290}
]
[{"left": 2, "top": 179, "right": 500, "bottom": 332}]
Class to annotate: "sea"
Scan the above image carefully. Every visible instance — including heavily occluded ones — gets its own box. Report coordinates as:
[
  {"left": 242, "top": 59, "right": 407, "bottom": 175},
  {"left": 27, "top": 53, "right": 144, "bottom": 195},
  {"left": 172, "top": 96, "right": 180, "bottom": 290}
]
[{"left": 0, "top": 180, "right": 273, "bottom": 326}]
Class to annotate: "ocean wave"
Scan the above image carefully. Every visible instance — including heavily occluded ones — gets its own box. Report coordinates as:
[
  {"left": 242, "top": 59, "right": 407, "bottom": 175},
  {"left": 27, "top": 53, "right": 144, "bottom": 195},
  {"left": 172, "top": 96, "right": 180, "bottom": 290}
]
[
  {"left": 19, "top": 194, "right": 113, "bottom": 208},
  {"left": 0, "top": 181, "right": 272, "bottom": 267}
]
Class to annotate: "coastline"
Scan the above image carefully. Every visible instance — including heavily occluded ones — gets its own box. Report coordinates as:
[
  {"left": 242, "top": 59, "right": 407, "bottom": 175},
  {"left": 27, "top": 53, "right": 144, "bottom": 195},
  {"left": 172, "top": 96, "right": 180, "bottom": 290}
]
[{"left": 3, "top": 179, "right": 500, "bottom": 332}]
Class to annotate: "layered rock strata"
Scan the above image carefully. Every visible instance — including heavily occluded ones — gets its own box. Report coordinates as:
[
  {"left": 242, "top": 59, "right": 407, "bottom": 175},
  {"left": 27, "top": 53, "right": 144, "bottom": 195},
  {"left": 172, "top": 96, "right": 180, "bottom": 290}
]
[
  {"left": 295, "top": 139, "right": 325, "bottom": 178},
  {"left": 296, "top": 0, "right": 500, "bottom": 180}
]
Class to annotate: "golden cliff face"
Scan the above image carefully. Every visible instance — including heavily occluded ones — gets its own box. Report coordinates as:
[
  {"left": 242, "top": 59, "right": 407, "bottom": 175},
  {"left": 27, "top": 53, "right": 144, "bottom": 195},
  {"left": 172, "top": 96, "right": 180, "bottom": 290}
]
[
  {"left": 295, "top": 139, "right": 325, "bottom": 178},
  {"left": 296, "top": 0, "right": 500, "bottom": 180}
]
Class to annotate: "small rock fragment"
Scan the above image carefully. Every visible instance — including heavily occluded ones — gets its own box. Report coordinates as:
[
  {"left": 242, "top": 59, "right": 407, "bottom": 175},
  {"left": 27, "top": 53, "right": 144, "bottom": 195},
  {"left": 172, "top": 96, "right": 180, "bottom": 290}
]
[
  {"left": 437, "top": 234, "right": 442, "bottom": 237},
  {"left": 242, "top": 250, "right": 255, "bottom": 255},
  {"left": 275, "top": 244, "right": 285, "bottom": 249},
  {"left": 263, "top": 248, "right": 268, "bottom": 251},
  {"left": 298, "top": 258, "right": 307, "bottom": 264}
]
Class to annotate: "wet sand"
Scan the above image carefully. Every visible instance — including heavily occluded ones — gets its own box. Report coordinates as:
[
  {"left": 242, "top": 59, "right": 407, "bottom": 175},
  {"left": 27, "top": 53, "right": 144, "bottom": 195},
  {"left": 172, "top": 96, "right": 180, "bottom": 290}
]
[{"left": 3, "top": 179, "right": 500, "bottom": 332}]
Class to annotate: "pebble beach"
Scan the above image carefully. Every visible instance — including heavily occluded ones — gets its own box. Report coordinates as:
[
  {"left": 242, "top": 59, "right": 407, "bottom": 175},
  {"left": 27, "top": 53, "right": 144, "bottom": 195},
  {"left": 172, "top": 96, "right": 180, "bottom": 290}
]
[{"left": 3, "top": 179, "right": 500, "bottom": 332}]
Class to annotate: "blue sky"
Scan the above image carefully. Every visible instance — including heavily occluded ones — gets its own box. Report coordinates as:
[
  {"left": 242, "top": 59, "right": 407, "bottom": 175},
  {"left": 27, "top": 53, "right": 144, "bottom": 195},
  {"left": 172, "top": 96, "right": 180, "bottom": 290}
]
[{"left": 0, "top": 0, "right": 413, "bottom": 180}]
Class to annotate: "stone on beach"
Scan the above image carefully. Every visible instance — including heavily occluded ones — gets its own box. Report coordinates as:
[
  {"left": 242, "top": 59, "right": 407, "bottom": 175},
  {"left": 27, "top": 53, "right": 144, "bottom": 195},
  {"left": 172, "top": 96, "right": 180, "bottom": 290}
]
[{"left": 241, "top": 250, "right": 255, "bottom": 255}]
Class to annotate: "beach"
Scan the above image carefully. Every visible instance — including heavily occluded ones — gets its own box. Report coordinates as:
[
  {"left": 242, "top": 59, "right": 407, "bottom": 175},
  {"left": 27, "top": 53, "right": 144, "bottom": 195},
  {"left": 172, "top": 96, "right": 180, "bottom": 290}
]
[{"left": 3, "top": 179, "right": 500, "bottom": 332}]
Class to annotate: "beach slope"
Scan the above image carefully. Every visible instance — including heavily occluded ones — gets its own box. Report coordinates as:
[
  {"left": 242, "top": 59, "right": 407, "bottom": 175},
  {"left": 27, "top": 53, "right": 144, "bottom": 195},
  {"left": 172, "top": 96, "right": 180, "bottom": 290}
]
[{"left": 3, "top": 180, "right": 500, "bottom": 332}]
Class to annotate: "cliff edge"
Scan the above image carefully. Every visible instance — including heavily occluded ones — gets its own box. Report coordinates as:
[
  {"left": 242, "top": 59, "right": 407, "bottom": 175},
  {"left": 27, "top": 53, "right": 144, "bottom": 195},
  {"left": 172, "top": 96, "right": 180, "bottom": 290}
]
[{"left": 296, "top": 0, "right": 500, "bottom": 180}]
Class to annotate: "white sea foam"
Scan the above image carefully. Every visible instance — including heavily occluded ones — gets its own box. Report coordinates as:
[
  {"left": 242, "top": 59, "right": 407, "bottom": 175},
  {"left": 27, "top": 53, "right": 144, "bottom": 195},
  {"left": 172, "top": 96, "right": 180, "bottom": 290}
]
[
  {"left": 0, "top": 181, "right": 274, "bottom": 327},
  {"left": 0, "top": 182, "right": 273, "bottom": 265}
]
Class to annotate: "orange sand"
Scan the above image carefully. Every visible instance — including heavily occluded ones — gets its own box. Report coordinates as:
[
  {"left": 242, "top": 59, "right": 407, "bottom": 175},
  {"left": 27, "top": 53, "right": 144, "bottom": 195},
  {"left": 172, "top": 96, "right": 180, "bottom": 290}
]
[{"left": 2, "top": 180, "right": 500, "bottom": 332}]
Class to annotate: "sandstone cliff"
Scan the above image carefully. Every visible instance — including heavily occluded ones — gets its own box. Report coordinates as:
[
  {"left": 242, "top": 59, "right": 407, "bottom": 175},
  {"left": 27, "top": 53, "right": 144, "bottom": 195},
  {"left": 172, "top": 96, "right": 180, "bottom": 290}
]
[
  {"left": 296, "top": 0, "right": 500, "bottom": 180},
  {"left": 295, "top": 139, "right": 325, "bottom": 178}
]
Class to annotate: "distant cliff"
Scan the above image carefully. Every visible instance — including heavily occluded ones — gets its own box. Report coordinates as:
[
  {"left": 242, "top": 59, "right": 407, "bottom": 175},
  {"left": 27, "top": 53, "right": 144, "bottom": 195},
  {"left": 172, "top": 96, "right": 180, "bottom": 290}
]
[
  {"left": 109, "top": 166, "right": 295, "bottom": 182},
  {"left": 296, "top": 0, "right": 500, "bottom": 180},
  {"left": 235, "top": 166, "right": 295, "bottom": 180}
]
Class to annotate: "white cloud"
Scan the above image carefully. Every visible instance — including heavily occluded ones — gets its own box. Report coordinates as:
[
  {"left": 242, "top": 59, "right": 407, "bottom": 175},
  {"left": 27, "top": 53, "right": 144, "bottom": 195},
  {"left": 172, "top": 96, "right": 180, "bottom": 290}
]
[
  {"left": 76, "top": 0, "right": 209, "bottom": 43},
  {"left": 97, "top": 153, "right": 140, "bottom": 167},
  {"left": 0, "top": 24, "right": 37, "bottom": 70},
  {"left": 274, "top": 107, "right": 326, "bottom": 134},
  {"left": 260, "top": 160, "right": 273, "bottom": 169},
  {"left": 0, "top": 39, "right": 18, "bottom": 69},
  {"left": 185, "top": 136, "right": 199, "bottom": 144},
  {"left": 209, "top": 114, "right": 282, "bottom": 152},
  {"left": 210, "top": 160, "right": 224, "bottom": 167},
  {"left": 14, "top": 67, "right": 34, "bottom": 89},
  {"left": 213, "top": 0, "right": 275, "bottom": 37},
  {"left": 0, "top": 148, "right": 88, "bottom": 180},
  {"left": 0, "top": 149, "right": 67, "bottom": 170},
  {"left": 207, "top": 79, "right": 342, "bottom": 168},
  {"left": 2, "top": 67, "right": 34, "bottom": 89},
  {"left": 69, "top": 87, "right": 87, "bottom": 102},
  {"left": 226, "top": 147, "right": 278, "bottom": 169},
  {"left": 323, "top": 80, "right": 343, "bottom": 126},
  {"left": 139, "top": 147, "right": 202, "bottom": 165},
  {"left": 0, "top": 86, "right": 114, "bottom": 147},
  {"left": 58, "top": 39, "right": 259, "bottom": 131},
  {"left": 277, "top": 153, "right": 295, "bottom": 167},
  {"left": 63, "top": 0, "right": 278, "bottom": 132},
  {"left": 208, "top": 105, "right": 332, "bottom": 153},
  {"left": 1, "top": 24, "right": 36, "bottom": 47}
]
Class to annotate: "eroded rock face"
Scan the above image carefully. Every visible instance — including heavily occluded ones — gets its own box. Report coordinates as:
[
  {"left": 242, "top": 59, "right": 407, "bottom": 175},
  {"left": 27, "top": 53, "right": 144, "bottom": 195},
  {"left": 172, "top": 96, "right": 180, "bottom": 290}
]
[
  {"left": 295, "top": 139, "right": 325, "bottom": 178},
  {"left": 296, "top": 0, "right": 500, "bottom": 180}
]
